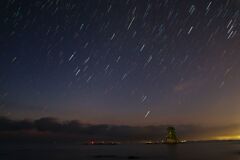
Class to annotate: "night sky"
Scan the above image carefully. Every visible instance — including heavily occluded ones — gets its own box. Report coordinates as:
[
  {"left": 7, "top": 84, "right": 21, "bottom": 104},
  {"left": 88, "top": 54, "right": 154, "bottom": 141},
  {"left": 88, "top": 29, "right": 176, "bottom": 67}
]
[{"left": 1, "top": 0, "right": 240, "bottom": 139}]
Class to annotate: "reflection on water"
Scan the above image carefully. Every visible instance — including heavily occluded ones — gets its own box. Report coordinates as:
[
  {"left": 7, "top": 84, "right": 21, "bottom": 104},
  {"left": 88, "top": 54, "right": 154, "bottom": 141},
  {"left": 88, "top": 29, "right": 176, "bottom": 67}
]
[{"left": 0, "top": 141, "right": 239, "bottom": 160}]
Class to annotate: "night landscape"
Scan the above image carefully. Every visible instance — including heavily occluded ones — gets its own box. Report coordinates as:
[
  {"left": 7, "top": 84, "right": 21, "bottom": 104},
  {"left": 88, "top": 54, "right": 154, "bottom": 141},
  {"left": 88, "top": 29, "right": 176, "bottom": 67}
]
[{"left": 0, "top": 0, "right": 240, "bottom": 159}]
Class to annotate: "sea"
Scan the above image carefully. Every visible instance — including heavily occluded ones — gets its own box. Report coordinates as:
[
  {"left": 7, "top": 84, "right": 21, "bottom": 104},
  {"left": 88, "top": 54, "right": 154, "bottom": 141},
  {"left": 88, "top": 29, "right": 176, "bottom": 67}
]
[{"left": 0, "top": 141, "right": 239, "bottom": 160}]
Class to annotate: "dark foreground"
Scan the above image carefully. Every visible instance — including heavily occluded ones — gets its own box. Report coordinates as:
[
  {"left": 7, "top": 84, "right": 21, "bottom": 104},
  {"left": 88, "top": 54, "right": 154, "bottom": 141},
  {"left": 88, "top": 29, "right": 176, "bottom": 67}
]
[{"left": 0, "top": 141, "right": 239, "bottom": 160}]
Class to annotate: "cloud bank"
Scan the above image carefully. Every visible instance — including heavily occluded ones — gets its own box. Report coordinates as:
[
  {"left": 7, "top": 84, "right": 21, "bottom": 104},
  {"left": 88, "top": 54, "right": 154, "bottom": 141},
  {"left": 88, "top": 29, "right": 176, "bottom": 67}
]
[{"left": 0, "top": 117, "right": 238, "bottom": 143}]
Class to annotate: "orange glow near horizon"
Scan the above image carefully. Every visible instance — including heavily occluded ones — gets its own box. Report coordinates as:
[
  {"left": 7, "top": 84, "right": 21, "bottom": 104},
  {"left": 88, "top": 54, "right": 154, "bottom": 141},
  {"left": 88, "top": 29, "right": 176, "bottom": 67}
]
[{"left": 212, "top": 135, "right": 240, "bottom": 140}]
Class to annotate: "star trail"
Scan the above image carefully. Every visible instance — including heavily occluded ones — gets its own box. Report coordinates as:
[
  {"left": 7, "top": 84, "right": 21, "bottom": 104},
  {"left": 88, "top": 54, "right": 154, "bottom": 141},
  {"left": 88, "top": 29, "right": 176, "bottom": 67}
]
[{"left": 0, "top": 0, "right": 240, "bottom": 137}]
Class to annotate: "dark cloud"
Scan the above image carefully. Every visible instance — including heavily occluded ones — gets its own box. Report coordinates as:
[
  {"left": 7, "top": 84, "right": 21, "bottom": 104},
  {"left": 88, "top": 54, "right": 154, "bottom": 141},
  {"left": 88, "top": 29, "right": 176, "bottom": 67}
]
[{"left": 0, "top": 117, "right": 239, "bottom": 143}]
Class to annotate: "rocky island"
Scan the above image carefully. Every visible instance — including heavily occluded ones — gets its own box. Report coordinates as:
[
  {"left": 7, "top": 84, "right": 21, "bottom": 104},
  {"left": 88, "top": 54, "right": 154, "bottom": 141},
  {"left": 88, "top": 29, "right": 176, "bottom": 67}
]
[{"left": 162, "top": 126, "right": 179, "bottom": 144}]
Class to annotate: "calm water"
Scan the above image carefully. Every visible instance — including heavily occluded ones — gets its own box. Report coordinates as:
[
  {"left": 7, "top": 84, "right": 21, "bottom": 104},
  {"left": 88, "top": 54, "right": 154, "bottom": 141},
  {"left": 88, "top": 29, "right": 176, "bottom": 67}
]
[{"left": 0, "top": 141, "right": 239, "bottom": 160}]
